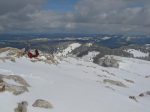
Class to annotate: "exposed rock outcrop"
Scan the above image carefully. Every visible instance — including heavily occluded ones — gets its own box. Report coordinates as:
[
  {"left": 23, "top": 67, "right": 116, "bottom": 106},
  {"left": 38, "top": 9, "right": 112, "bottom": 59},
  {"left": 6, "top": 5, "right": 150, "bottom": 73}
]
[
  {"left": 129, "top": 91, "right": 150, "bottom": 102},
  {"left": 145, "top": 75, "right": 150, "bottom": 78},
  {"left": 5, "top": 84, "right": 29, "bottom": 95},
  {"left": 103, "top": 79, "right": 127, "bottom": 88},
  {"left": 98, "top": 56, "right": 119, "bottom": 68},
  {"left": 0, "top": 74, "right": 30, "bottom": 95},
  {"left": 129, "top": 96, "right": 138, "bottom": 102},
  {"left": 0, "top": 78, "right": 5, "bottom": 92},
  {"left": 139, "top": 91, "right": 150, "bottom": 97},
  {"left": 0, "top": 47, "right": 25, "bottom": 62},
  {"left": 32, "top": 99, "right": 53, "bottom": 109},
  {"left": 14, "top": 101, "right": 28, "bottom": 112},
  {"left": 124, "top": 79, "right": 134, "bottom": 83},
  {"left": 0, "top": 47, "right": 58, "bottom": 64},
  {"left": 2, "top": 75, "right": 30, "bottom": 87}
]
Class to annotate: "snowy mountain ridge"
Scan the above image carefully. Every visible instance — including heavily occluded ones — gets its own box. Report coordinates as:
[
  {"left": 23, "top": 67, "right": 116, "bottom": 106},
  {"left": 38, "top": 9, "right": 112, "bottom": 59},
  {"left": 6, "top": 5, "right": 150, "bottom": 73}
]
[{"left": 0, "top": 43, "right": 150, "bottom": 112}]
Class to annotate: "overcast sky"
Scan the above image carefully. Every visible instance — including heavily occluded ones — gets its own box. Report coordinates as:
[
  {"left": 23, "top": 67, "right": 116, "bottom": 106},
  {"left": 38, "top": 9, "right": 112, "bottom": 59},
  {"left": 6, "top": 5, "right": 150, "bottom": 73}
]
[{"left": 0, "top": 0, "right": 150, "bottom": 34}]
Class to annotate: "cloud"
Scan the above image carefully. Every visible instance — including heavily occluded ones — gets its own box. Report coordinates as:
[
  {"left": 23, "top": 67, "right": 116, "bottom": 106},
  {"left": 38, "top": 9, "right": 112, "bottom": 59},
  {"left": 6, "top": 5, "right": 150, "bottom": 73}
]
[
  {"left": 0, "top": 0, "right": 45, "bottom": 15},
  {"left": 73, "top": 0, "right": 150, "bottom": 34},
  {"left": 0, "top": 0, "right": 47, "bottom": 32},
  {"left": 0, "top": 0, "right": 150, "bottom": 34}
]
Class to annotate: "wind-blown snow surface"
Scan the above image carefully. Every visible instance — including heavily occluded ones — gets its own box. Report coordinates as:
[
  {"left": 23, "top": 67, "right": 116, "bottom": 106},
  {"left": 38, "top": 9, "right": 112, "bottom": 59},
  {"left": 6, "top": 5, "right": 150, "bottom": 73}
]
[{"left": 0, "top": 55, "right": 150, "bottom": 112}]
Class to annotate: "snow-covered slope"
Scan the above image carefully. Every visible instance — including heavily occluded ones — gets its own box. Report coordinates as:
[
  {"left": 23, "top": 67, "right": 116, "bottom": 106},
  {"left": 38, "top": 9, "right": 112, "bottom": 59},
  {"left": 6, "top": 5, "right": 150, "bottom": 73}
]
[
  {"left": 125, "top": 49, "right": 149, "bottom": 58},
  {"left": 82, "top": 51, "right": 99, "bottom": 62},
  {"left": 0, "top": 50, "right": 150, "bottom": 112},
  {"left": 57, "top": 43, "right": 81, "bottom": 57}
]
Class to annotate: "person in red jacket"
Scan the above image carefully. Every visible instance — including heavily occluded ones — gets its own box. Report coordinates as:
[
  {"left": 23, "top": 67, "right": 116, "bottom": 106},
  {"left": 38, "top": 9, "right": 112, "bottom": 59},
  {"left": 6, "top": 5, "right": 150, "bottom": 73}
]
[
  {"left": 27, "top": 49, "right": 39, "bottom": 58},
  {"left": 28, "top": 51, "right": 33, "bottom": 58}
]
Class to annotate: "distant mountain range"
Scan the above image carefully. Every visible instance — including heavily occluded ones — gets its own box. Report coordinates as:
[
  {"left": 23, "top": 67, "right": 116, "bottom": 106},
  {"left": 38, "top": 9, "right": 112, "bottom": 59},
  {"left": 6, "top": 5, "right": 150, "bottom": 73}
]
[{"left": 0, "top": 34, "right": 149, "bottom": 50}]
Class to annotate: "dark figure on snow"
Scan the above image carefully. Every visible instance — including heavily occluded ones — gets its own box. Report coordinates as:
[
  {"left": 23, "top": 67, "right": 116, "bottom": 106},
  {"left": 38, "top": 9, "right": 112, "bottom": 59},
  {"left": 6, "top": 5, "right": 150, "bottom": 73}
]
[{"left": 27, "top": 49, "right": 39, "bottom": 58}]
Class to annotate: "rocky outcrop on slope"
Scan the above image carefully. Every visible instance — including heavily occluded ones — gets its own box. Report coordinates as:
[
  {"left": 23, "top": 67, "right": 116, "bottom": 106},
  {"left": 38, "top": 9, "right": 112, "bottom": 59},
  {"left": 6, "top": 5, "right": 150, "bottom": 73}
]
[
  {"left": 0, "top": 47, "right": 25, "bottom": 62},
  {"left": 129, "top": 96, "right": 138, "bottom": 102},
  {"left": 145, "top": 75, "right": 150, "bottom": 78},
  {"left": 32, "top": 99, "right": 53, "bottom": 109},
  {"left": 103, "top": 79, "right": 127, "bottom": 88},
  {"left": 0, "top": 78, "right": 5, "bottom": 92},
  {"left": 0, "top": 47, "right": 25, "bottom": 57},
  {"left": 5, "top": 84, "right": 29, "bottom": 95},
  {"left": 129, "top": 91, "right": 150, "bottom": 102},
  {"left": 0, "top": 74, "right": 53, "bottom": 111},
  {"left": 139, "top": 91, "right": 150, "bottom": 97},
  {"left": 97, "top": 56, "right": 119, "bottom": 68},
  {"left": 1, "top": 75, "right": 30, "bottom": 87},
  {"left": 15, "top": 101, "right": 28, "bottom": 112},
  {"left": 0, "top": 47, "right": 58, "bottom": 64},
  {"left": 0, "top": 74, "right": 30, "bottom": 95}
]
